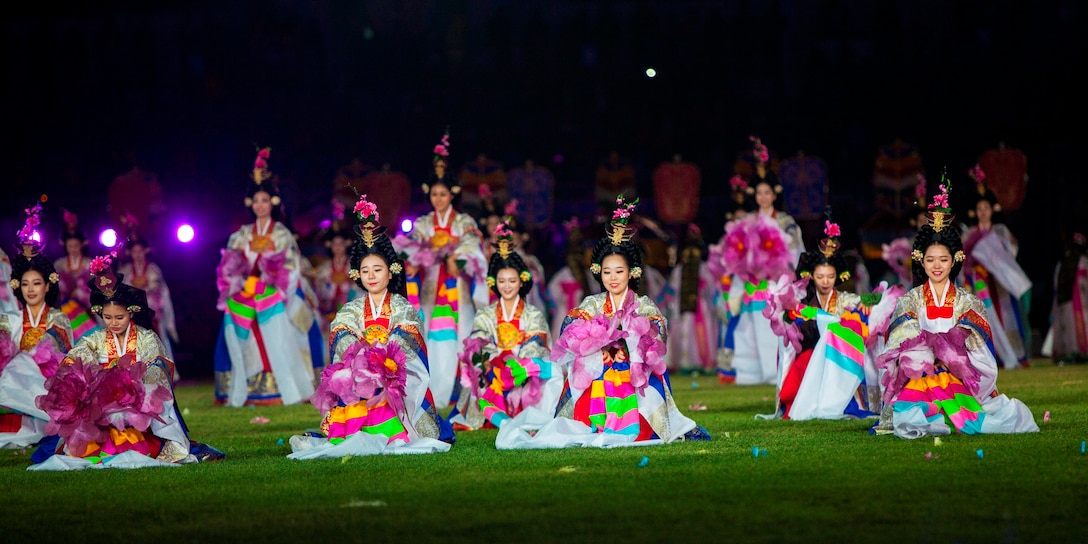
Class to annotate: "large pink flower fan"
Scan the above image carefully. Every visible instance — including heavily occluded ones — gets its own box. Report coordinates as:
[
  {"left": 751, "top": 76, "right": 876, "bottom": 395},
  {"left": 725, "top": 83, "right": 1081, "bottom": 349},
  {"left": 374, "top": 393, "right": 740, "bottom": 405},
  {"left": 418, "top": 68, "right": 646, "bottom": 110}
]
[
  {"left": 38, "top": 358, "right": 106, "bottom": 456},
  {"left": 864, "top": 281, "right": 906, "bottom": 349},
  {"left": 364, "top": 341, "right": 409, "bottom": 416},
  {"left": 762, "top": 274, "right": 808, "bottom": 352},
  {"left": 458, "top": 337, "right": 489, "bottom": 389},
  {"left": 259, "top": 250, "right": 292, "bottom": 294},
  {"left": 93, "top": 355, "right": 172, "bottom": 434},
  {"left": 621, "top": 313, "right": 667, "bottom": 389},
  {"left": 392, "top": 234, "right": 438, "bottom": 268},
  {"left": 215, "top": 249, "right": 250, "bottom": 310},
  {"left": 551, "top": 313, "right": 622, "bottom": 361},
  {"left": 715, "top": 214, "right": 793, "bottom": 284}
]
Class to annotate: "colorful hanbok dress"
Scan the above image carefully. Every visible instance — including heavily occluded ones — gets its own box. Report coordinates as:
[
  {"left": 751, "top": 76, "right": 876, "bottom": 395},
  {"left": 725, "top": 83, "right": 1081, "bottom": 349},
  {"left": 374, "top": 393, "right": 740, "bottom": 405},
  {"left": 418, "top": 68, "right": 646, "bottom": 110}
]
[
  {"left": 0, "top": 306, "right": 71, "bottom": 449},
  {"left": 962, "top": 224, "right": 1032, "bottom": 369},
  {"left": 393, "top": 209, "right": 488, "bottom": 407},
  {"left": 31, "top": 325, "right": 198, "bottom": 468},
  {"left": 871, "top": 281, "right": 1039, "bottom": 438},
  {"left": 497, "top": 292, "right": 709, "bottom": 449},
  {"left": 214, "top": 220, "right": 324, "bottom": 406},
  {"left": 713, "top": 213, "right": 799, "bottom": 385},
  {"left": 759, "top": 280, "right": 902, "bottom": 421},
  {"left": 448, "top": 297, "right": 563, "bottom": 431},
  {"left": 288, "top": 293, "right": 454, "bottom": 458},
  {"left": 52, "top": 255, "right": 100, "bottom": 341}
]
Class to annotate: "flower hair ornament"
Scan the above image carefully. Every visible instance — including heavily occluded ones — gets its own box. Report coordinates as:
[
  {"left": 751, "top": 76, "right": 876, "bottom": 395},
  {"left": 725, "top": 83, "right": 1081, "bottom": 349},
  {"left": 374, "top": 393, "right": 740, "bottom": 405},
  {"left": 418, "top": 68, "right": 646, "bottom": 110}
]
[
  {"left": 351, "top": 193, "right": 383, "bottom": 249},
  {"left": 493, "top": 218, "right": 517, "bottom": 259},
  {"left": 89, "top": 251, "right": 119, "bottom": 299},
  {"left": 818, "top": 207, "right": 842, "bottom": 258},
  {"left": 422, "top": 126, "right": 460, "bottom": 195},
  {"left": 967, "top": 163, "right": 1001, "bottom": 217},
  {"left": 244, "top": 146, "right": 282, "bottom": 207},
  {"left": 16, "top": 195, "right": 47, "bottom": 259},
  {"left": 604, "top": 194, "right": 639, "bottom": 246},
  {"left": 925, "top": 169, "right": 955, "bottom": 233},
  {"left": 750, "top": 135, "right": 770, "bottom": 163}
]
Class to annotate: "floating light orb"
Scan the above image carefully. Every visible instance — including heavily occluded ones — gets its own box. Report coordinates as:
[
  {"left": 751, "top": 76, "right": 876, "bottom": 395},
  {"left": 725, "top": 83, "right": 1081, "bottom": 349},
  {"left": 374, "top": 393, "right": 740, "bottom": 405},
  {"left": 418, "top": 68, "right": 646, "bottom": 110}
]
[
  {"left": 99, "top": 228, "right": 117, "bottom": 248},
  {"left": 177, "top": 224, "right": 195, "bottom": 243},
  {"left": 645, "top": 67, "right": 657, "bottom": 78},
  {"left": 401, "top": 219, "right": 413, "bottom": 233}
]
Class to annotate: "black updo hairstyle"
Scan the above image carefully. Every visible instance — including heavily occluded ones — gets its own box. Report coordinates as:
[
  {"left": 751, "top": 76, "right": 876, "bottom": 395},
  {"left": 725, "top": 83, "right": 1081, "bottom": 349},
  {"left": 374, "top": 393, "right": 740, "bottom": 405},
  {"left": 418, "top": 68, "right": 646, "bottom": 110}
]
[
  {"left": 245, "top": 145, "right": 283, "bottom": 222},
  {"left": 349, "top": 226, "right": 407, "bottom": 298},
  {"left": 910, "top": 222, "right": 965, "bottom": 288},
  {"left": 10, "top": 253, "right": 60, "bottom": 308},
  {"left": 486, "top": 249, "right": 533, "bottom": 298},
  {"left": 590, "top": 239, "right": 642, "bottom": 293},
  {"left": 88, "top": 269, "right": 156, "bottom": 330}
]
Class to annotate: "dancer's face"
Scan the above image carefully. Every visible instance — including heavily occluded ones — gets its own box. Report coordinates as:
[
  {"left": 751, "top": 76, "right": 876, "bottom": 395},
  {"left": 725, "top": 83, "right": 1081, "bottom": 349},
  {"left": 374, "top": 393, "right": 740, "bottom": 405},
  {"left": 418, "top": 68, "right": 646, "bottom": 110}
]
[
  {"left": 923, "top": 244, "right": 953, "bottom": 284},
  {"left": 601, "top": 254, "right": 631, "bottom": 297},
  {"left": 359, "top": 254, "right": 391, "bottom": 295},
  {"left": 495, "top": 267, "right": 522, "bottom": 302},
  {"left": 251, "top": 191, "right": 273, "bottom": 220},
  {"left": 812, "top": 264, "right": 837, "bottom": 296},
  {"left": 20, "top": 269, "right": 47, "bottom": 308},
  {"left": 101, "top": 302, "right": 133, "bottom": 334}
]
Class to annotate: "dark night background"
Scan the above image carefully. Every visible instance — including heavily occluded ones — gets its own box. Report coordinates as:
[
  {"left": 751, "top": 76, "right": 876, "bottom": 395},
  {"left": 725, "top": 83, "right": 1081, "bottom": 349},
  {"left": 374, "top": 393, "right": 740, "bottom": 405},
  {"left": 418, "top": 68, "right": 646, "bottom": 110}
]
[{"left": 3, "top": 1, "right": 1085, "bottom": 378}]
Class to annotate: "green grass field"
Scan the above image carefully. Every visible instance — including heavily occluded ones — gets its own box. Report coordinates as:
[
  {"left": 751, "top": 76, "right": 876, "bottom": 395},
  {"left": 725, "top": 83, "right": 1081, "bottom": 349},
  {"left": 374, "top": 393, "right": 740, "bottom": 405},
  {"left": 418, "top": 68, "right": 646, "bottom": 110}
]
[{"left": 2, "top": 359, "right": 1086, "bottom": 543}]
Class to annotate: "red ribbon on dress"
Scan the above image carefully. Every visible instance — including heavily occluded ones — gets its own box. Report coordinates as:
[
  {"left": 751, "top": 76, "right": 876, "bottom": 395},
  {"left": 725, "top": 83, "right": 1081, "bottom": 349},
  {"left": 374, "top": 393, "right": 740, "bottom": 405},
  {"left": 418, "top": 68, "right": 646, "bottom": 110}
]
[{"left": 926, "top": 305, "right": 953, "bottom": 319}]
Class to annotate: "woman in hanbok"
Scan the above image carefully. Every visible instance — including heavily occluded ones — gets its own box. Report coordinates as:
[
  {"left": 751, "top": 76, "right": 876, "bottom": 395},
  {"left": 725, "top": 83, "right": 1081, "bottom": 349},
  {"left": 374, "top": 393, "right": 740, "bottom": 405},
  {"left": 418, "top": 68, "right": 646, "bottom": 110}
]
[
  {"left": 448, "top": 219, "right": 563, "bottom": 432},
  {"left": 1, "top": 203, "right": 71, "bottom": 451},
  {"left": 871, "top": 176, "right": 1038, "bottom": 438},
  {"left": 497, "top": 196, "right": 710, "bottom": 449},
  {"left": 759, "top": 213, "right": 901, "bottom": 421},
  {"left": 52, "top": 210, "right": 100, "bottom": 341},
  {"left": 214, "top": 146, "right": 323, "bottom": 407},
  {"left": 713, "top": 174, "right": 804, "bottom": 386},
  {"left": 662, "top": 224, "right": 720, "bottom": 374},
  {"left": 31, "top": 250, "right": 224, "bottom": 469},
  {"left": 0, "top": 246, "right": 16, "bottom": 316},
  {"left": 1043, "top": 231, "right": 1088, "bottom": 363},
  {"left": 479, "top": 202, "right": 548, "bottom": 312},
  {"left": 961, "top": 166, "right": 1031, "bottom": 369},
  {"left": 392, "top": 130, "right": 488, "bottom": 408},
  {"left": 289, "top": 195, "right": 454, "bottom": 458}
]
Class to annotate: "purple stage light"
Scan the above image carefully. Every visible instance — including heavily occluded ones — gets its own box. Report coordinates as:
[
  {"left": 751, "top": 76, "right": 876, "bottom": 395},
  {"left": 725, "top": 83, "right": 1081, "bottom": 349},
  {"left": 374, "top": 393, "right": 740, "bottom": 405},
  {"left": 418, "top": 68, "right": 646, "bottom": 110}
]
[
  {"left": 400, "top": 218, "right": 413, "bottom": 233},
  {"left": 99, "top": 228, "right": 117, "bottom": 248},
  {"left": 177, "top": 224, "right": 195, "bottom": 243},
  {"left": 30, "top": 230, "right": 42, "bottom": 243}
]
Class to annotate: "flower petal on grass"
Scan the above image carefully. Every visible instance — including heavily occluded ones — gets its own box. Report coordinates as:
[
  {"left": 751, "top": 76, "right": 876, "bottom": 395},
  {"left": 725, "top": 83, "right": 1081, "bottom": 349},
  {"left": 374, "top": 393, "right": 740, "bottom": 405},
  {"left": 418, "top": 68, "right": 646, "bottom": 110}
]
[
  {"left": 1044, "top": 411, "right": 1050, "bottom": 422},
  {"left": 636, "top": 456, "right": 649, "bottom": 467},
  {"left": 250, "top": 416, "right": 270, "bottom": 424}
]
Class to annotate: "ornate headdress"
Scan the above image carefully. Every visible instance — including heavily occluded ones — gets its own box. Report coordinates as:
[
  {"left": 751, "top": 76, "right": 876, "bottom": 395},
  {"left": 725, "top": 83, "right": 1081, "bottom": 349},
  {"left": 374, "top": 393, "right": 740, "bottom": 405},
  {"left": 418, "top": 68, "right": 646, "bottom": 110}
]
[
  {"left": 605, "top": 194, "right": 638, "bottom": 246},
  {"left": 324, "top": 198, "right": 352, "bottom": 247},
  {"left": 494, "top": 218, "right": 517, "bottom": 259},
  {"left": 422, "top": 127, "right": 461, "bottom": 196},
  {"left": 351, "top": 193, "right": 384, "bottom": 249},
  {"left": 16, "top": 196, "right": 46, "bottom": 259},
  {"left": 818, "top": 208, "right": 843, "bottom": 258},
  {"left": 911, "top": 168, "right": 966, "bottom": 265},
  {"left": 244, "top": 145, "right": 281, "bottom": 207},
  {"left": 88, "top": 250, "right": 121, "bottom": 301},
  {"left": 924, "top": 168, "right": 954, "bottom": 233},
  {"left": 750, "top": 135, "right": 770, "bottom": 164}
]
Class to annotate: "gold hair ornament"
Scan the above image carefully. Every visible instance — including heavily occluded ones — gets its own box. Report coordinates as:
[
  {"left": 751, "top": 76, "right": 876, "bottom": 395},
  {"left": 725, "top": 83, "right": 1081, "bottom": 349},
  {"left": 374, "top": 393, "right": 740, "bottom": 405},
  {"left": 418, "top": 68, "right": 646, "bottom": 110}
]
[
  {"left": 486, "top": 276, "right": 496, "bottom": 287},
  {"left": 389, "top": 262, "right": 403, "bottom": 275},
  {"left": 126, "top": 305, "right": 141, "bottom": 313},
  {"left": 590, "top": 263, "right": 602, "bottom": 275},
  {"left": 8, "top": 279, "right": 19, "bottom": 290},
  {"left": 630, "top": 266, "right": 643, "bottom": 279},
  {"left": 519, "top": 270, "right": 531, "bottom": 282},
  {"left": 955, "top": 250, "right": 965, "bottom": 262},
  {"left": 91, "top": 305, "right": 103, "bottom": 313},
  {"left": 838, "top": 271, "right": 851, "bottom": 282},
  {"left": 911, "top": 249, "right": 924, "bottom": 262},
  {"left": 348, "top": 269, "right": 360, "bottom": 281},
  {"left": 49, "top": 272, "right": 59, "bottom": 284}
]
